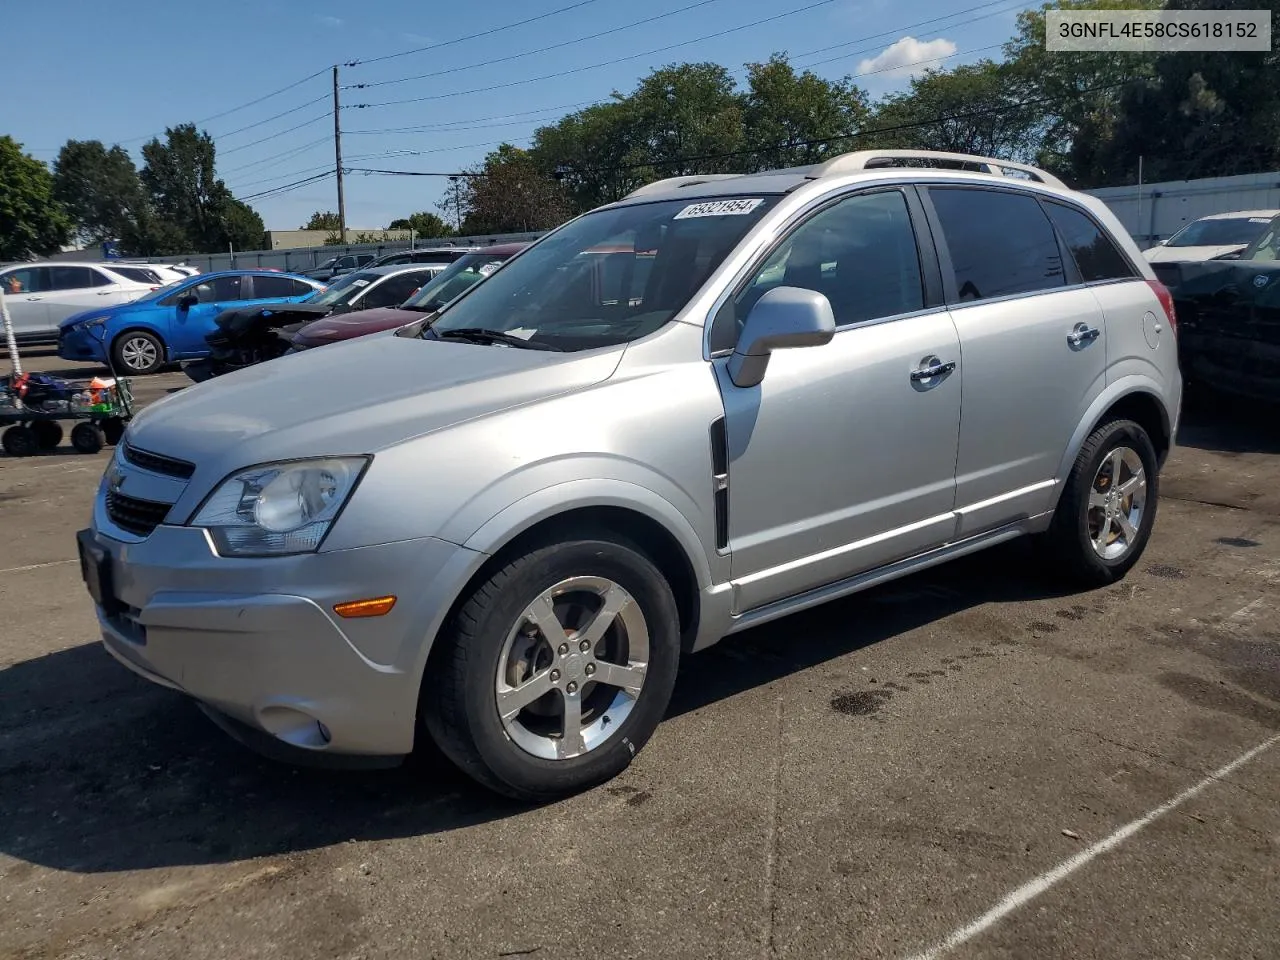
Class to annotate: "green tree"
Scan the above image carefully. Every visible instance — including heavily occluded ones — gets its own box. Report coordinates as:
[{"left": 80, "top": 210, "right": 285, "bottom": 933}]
[
  {"left": 0, "top": 137, "right": 72, "bottom": 261},
  {"left": 627, "top": 62, "right": 745, "bottom": 179},
  {"left": 301, "top": 210, "right": 341, "bottom": 231},
  {"left": 387, "top": 211, "right": 453, "bottom": 237},
  {"left": 531, "top": 98, "right": 648, "bottom": 212},
  {"left": 448, "top": 145, "right": 572, "bottom": 234},
  {"left": 1003, "top": 0, "right": 1160, "bottom": 185},
  {"left": 140, "top": 123, "right": 265, "bottom": 252},
  {"left": 866, "top": 60, "right": 1043, "bottom": 161},
  {"left": 52, "top": 140, "right": 145, "bottom": 244},
  {"left": 740, "top": 55, "right": 869, "bottom": 171}
]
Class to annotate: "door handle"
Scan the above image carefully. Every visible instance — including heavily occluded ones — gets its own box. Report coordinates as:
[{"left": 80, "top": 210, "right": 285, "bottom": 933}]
[
  {"left": 1067, "top": 324, "right": 1101, "bottom": 347},
  {"left": 97, "top": 291, "right": 115, "bottom": 296},
  {"left": 24, "top": 296, "right": 42, "bottom": 301},
  {"left": 910, "top": 359, "right": 956, "bottom": 382}
]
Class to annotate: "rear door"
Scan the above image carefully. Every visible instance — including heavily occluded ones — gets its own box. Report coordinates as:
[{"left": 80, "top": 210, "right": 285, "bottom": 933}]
[
  {"left": 44, "top": 266, "right": 141, "bottom": 326},
  {"left": 922, "top": 185, "right": 1110, "bottom": 537}
]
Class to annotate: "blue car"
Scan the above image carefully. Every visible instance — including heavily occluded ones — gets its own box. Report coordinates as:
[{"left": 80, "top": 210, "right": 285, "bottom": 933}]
[{"left": 57, "top": 270, "right": 325, "bottom": 375}]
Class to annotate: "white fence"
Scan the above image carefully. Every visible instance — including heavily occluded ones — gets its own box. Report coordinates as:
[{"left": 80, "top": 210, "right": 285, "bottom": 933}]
[
  {"left": 1085, "top": 171, "right": 1280, "bottom": 248},
  {"left": 125, "top": 230, "right": 550, "bottom": 274}
]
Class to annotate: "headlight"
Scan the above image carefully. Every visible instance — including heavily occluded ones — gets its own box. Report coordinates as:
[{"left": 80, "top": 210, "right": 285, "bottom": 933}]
[
  {"left": 190, "top": 457, "right": 369, "bottom": 557},
  {"left": 77, "top": 316, "right": 110, "bottom": 329}
]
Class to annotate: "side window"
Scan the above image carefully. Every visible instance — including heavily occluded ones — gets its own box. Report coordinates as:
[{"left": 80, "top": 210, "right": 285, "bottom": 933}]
[
  {"left": 49, "top": 266, "right": 112, "bottom": 290},
  {"left": 362, "top": 273, "right": 428, "bottom": 308},
  {"left": 292, "top": 279, "right": 317, "bottom": 296},
  {"left": 1041, "top": 201, "right": 1136, "bottom": 282},
  {"left": 1, "top": 267, "right": 45, "bottom": 294},
  {"left": 928, "top": 187, "right": 1065, "bottom": 302},
  {"left": 184, "top": 276, "right": 245, "bottom": 304},
  {"left": 253, "top": 275, "right": 305, "bottom": 299},
  {"left": 711, "top": 189, "right": 925, "bottom": 352}
]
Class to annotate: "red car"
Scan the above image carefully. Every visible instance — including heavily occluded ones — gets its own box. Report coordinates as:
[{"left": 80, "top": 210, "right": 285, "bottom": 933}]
[{"left": 289, "top": 243, "right": 529, "bottom": 351}]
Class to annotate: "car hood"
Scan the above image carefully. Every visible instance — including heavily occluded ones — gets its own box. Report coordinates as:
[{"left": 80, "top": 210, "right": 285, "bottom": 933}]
[
  {"left": 126, "top": 332, "right": 625, "bottom": 469},
  {"left": 59, "top": 301, "right": 135, "bottom": 329},
  {"left": 1144, "top": 243, "right": 1244, "bottom": 263},
  {"left": 293, "top": 307, "right": 421, "bottom": 343}
]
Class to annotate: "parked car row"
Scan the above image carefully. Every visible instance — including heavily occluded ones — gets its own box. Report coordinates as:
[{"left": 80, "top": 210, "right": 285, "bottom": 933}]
[
  {"left": 1143, "top": 209, "right": 1280, "bottom": 263},
  {"left": 79, "top": 149, "right": 1183, "bottom": 802}
]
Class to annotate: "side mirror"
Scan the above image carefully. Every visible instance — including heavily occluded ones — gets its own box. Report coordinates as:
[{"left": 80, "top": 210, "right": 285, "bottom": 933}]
[
  {"left": 727, "top": 286, "right": 836, "bottom": 388},
  {"left": 177, "top": 294, "right": 198, "bottom": 310}
]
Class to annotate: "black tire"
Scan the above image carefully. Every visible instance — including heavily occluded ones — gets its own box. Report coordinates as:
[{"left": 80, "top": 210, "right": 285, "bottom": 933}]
[
  {"left": 422, "top": 537, "right": 681, "bottom": 801},
  {"left": 100, "top": 417, "right": 126, "bottom": 446},
  {"left": 111, "top": 330, "right": 165, "bottom": 375},
  {"left": 70, "top": 422, "right": 105, "bottom": 455},
  {"left": 31, "top": 420, "right": 63, "bottom": 450},
  {"left": 1041, "top": 418, "right": 1159, "bottom": 587},
  {"left": 1, "top": 425, "right": 38, "bottom": 457}
]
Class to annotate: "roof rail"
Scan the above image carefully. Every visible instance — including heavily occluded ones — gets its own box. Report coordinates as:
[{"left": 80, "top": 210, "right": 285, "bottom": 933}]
[
  {"left": 806, "top": 150, "right": 1066, "bottom": 189},
  {"left": 622, "top": 174, "right": 743, "bottom": 200}
]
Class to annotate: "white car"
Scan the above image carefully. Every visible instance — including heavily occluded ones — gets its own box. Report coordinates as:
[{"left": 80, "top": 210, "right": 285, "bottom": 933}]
[
  {"left": 0, "top": 262, "right": 160, "bottom": 345},
  {"left": 1143, "top": 209, "right": 1280, "bottom": 263}
]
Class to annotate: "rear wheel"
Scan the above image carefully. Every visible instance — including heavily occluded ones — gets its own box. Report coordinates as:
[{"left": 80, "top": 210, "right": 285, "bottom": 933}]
[
  {"left": 1, "top": 425, "right": 38, "bottom": 457},
  {"left": 1041, "top": 418, "right": 1159, "bottom": 587},
  {"left": 100, "top": 417, "right": 126, "bottom": 446},
  {"left": 31, "top": 421, "right": 63, "bottom": 450},
  {"left": 112, "top": 330, "right": 165, "bottom": 375},
  {"left": 422, "top": 537, "right": 681, "bottom": 801}
]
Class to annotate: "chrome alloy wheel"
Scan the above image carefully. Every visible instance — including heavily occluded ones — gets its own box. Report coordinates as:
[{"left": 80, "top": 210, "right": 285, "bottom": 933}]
[
  {"left": 495, "top": 576, "right": 650, "bottom": 761},
  {"left": 120, "top": 336, "right": 159, "bottom": 371},
  {"left": 1087, "top": 446, "right": 1147, "bottom": 560}
]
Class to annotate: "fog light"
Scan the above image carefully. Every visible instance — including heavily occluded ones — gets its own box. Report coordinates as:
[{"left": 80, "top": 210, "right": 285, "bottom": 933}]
[{"left": 333, "top": 595, "right": 397, "bottom": 618}]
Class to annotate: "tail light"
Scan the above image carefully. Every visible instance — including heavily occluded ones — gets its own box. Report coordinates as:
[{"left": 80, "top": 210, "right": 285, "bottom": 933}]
[{"left": 1146, "top": 279, "right": 1177, "bottom": 336}]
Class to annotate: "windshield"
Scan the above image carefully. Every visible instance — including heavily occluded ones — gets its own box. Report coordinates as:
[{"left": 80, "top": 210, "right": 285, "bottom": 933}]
[
  {"left": 401, "top": 252, "right": 512, "bottom": 310},
  {"left": 1166, "top": 216, "right": 1271, "bottom": 248},
  {"left": 1240, "top": 218, "right": 1280, "bottom": 261},
  {"left": 304, "top": 271, "right": 378, "bottom": 306},
  {"left": 427, "top": 196, "right": 778, "bottom": 350},
  {"left": 134, "top": 278, "right": 190, "bottom": 303}
]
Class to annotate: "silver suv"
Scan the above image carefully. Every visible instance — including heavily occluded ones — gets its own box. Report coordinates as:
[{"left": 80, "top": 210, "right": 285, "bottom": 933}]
[{"left": 78, "top": 150, "right": 1182, "bottom": 800}]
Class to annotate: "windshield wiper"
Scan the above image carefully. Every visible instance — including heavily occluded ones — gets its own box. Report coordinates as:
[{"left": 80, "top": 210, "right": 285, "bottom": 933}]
[{"left": 433, "top": 328, "right": 563, "bottom": 351}]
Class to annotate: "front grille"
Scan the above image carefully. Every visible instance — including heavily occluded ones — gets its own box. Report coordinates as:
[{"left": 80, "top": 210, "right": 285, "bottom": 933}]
[
  {"left": 122, "top": 441, "right": 195, "bottom": 480},
  {"left": 106, "top": 491, "right": 173, "bottom": 537}
]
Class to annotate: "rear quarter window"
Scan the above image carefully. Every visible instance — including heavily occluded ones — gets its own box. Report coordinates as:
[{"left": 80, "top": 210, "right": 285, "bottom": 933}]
[{"left": 1040, "top": 201, "right": 1136, "bottom": 283}]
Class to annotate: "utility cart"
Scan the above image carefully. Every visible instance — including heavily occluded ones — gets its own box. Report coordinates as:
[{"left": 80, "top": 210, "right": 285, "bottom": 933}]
[{"left": 0, "top": 289, "right": 135, "bottom": 457}]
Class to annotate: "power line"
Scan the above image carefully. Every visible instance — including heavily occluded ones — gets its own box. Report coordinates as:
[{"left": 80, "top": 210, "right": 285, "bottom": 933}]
[
  {"left": 218, "top": 113, "right": 331, "bottom": 156},
  {"left": 344, "top": 77, "right": 1142, "bottom": 181},
  {"left": 349, "top": 0, "right": 728, "bottom": 90},
  {"left": 230, "top": 162, "right": 335, "bottom": 192},
  {"left": 806, "top": 40, "right": 1005, "bottom": 75},
  {"left": 345, "top": 99, "right": 607, "bottom": 136},
  {"left": 789, "top": 0, "right": 1024, "bottom": 61},
  {"left": 348, "top": 0, "right": 841, "bottom": 110},
  {"left": 215, "top": 94, "right": 331, "bottom": 140},
  {"left": 347, "top": 0, "right": 608, "bottom": 67},
  {"left": 220, "top": 135, "right": 333, "bottom": 176},
  {"left": 240, "top": 171, "right": 334, "bottom": 203}
]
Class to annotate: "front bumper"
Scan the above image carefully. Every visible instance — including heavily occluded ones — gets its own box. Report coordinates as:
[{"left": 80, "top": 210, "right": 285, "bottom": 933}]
[
  {"left": 81, "top": 517, "right": 480, "bottom": 759},
  {"left": 58, "top": 323, "right": 108, "bottom": 363}
]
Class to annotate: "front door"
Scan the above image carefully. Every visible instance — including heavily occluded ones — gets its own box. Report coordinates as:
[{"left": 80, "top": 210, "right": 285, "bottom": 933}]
[
  {"left": 1, "top": 266, "right": 52, "bottom": 339},
  {"left": 923, "top": 186, "right": 1110, "bottom": 536},
  {"left": 171, "top": 274, "right": 250, "bottom": 356},
  {"left": 42, "top": 266, "right": 131, "bottom": 327},
  {"left": 712, "top": 187, "right": 963, "bottom": 613}
]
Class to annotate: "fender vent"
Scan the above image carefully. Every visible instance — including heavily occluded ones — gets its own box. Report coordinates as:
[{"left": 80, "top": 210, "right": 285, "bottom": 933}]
[{"left": 710, "top": 416, "right": 729, "bottom": 550}]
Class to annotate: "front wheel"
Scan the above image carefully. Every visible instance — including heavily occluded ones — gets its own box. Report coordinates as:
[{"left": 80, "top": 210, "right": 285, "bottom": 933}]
[
  {"left": 1040, "top": 418, "right": 1159, "bottom": 587},
  {"left": 112, "top": 330, "right": 165, "bottom": 375},
  {"left": 422, "top": 538, "right": 681, "bottom": 801}
]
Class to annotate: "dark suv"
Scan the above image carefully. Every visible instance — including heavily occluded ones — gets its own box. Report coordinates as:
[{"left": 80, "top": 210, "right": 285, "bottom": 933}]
[{"left": 368, "top": 247, "right": 478, "bottom": 268}]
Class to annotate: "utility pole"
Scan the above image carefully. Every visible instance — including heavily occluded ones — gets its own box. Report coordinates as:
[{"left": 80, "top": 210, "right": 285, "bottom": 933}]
[{"left": 333, "top": 65, "right": 347, "bottom": 242}]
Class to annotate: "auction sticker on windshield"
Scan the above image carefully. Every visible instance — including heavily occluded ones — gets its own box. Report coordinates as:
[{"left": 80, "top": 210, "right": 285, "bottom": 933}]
[{"left": 674, "top": 198, "right": 764, "bottom": 219}]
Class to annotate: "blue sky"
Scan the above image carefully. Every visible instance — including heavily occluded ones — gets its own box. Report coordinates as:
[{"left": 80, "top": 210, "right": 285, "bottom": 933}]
[{"left": 8, "top": 0, "right": 1034, "bottom": 234}]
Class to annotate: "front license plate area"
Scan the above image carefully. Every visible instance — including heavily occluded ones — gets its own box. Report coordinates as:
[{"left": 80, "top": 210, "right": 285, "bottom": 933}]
[{"left": 77, "top": 529, "right": 124, "bottom": 618}]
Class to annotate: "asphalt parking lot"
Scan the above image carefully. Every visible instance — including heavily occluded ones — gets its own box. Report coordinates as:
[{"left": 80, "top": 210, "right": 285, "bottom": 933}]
[{"left": 2, "top": 350, "right": 1278, "bottom": 960}]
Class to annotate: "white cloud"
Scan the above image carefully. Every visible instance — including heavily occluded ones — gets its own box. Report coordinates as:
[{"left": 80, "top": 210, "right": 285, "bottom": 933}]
[
  {"left": 317, "top": 15, "right": 344, "bottom": 27},
  {"left": 856, "top": 36, "right": 957, "bottom": 79}
]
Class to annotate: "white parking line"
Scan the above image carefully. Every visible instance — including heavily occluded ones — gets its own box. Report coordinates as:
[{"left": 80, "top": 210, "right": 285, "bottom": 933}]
[
  {"left": 903, "top": 732, "right": 1280, "bottom": 960},
  {"left": 0, "top": 559, "right": 76, "bottom": 574}
]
